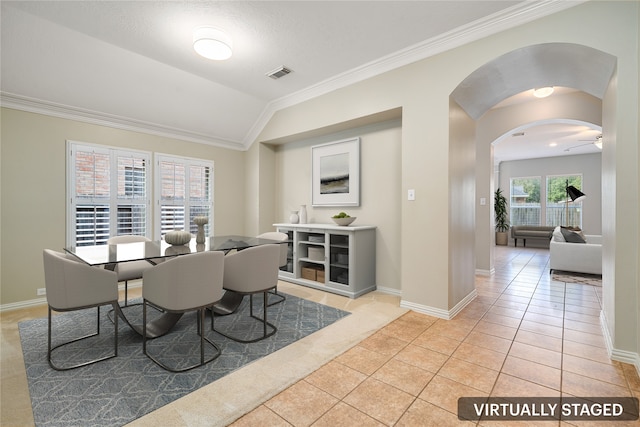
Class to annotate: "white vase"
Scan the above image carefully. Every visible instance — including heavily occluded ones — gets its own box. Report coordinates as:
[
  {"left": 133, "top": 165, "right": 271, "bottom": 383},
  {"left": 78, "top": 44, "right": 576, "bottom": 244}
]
[
  {"left": 289, "top": 211, "right": 299, "bottom": 224},
  {"left": 194, "top": 216, "right": 208, "bottom": 244},
  {"left": 299, "top": 205, "right": 307, "bottom": 224}
]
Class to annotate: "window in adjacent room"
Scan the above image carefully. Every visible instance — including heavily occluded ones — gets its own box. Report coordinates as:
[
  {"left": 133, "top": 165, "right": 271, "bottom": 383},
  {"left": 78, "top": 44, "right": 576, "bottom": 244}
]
[
  {"left": 67, "top": 142, "right": 151, "bottom": 246},
  {"left": 155, "top": 154, "right": 213, "bottom": 239},
  {"left": 510, "top": 176, "right": 541, "bottom": 226},
  {"left": 546, "top": 174, "right": 583, "bottom": 228}
]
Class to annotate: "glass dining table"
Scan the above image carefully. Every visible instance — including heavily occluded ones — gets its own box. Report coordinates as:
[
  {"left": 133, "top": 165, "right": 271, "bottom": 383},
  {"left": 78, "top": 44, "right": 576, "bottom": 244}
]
[{"left": 64, "top": 235, "right": 286, "bottom": 338}]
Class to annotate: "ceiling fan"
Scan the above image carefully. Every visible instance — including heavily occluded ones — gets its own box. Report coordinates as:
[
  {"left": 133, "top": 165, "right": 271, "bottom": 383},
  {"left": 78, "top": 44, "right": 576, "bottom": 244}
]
[{"left": 564, "top": 134, "right": 603, "bottom": 152}]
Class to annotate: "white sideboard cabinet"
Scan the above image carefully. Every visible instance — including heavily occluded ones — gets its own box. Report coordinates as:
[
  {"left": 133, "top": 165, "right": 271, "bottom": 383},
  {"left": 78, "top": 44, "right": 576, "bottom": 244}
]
[{"left": 273, "top": 223, "right": 376, "bottom": 298}]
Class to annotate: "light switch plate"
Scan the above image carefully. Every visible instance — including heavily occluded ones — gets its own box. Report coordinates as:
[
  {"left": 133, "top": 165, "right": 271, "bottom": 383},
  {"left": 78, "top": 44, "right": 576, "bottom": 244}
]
[{"left": 408, "top": 189, "right": 415, "bottom": 201}]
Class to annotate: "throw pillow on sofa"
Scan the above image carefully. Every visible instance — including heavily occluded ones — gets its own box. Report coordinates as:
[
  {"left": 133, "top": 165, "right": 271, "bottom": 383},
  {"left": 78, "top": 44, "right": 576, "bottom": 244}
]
[
  {"left": 552, "top": 226, "right": 565, "bottom": 242},
  {"left": 560, "top": 226, "right": 586, "bottom": 243}
]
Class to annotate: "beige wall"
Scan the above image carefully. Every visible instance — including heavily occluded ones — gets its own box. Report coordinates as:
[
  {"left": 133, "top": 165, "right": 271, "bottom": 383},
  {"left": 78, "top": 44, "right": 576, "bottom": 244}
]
[
  {"left": 270, "top": 120, "right": 402, "bottom": 291},
  {"left": 252, "top": 2, "right": 639, "bottom": 355},
  {"left": 0, "top": 108, "right": 245, "bottom": 305},
  {"left": 448, "top": 99, "right": 477, "bottom": 310}
]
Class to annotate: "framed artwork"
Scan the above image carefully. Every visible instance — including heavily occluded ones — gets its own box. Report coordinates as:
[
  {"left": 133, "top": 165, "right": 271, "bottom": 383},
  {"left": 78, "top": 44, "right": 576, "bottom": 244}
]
[{"left": 311, "top": 137, "right": 360, "bottom": 206}]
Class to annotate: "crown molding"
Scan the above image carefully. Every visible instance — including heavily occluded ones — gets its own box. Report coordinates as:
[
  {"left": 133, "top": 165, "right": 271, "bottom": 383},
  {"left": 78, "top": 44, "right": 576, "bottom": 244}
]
[
  {"left": 242, "top": 0, "right": 585, "bottom": 149},
  {"left": 0, "top": 92, "right": 246, "bottom": 151}
]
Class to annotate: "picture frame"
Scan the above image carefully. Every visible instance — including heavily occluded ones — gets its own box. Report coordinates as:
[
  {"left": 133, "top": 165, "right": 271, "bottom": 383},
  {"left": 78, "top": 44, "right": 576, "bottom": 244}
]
[{"left": 311, "top": 137, "right": 360, "bottom": 207}]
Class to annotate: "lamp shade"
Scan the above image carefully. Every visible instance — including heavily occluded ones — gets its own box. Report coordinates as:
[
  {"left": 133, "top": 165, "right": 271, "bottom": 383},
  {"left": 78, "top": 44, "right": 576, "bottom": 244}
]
[
  {"left": 193, "top": 26, "right": 232, "bottom": 60},
  {"left": 566, "top": 185, "right": 586, "bottom": 202}
]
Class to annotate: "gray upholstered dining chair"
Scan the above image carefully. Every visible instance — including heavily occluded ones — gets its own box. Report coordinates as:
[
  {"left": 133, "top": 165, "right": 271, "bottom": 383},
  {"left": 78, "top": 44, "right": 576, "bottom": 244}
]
[
  {"left": 106, "top": 235, "right": 154, "bottom": 306},
  {"left": 212, "top": 244, "right": 280, "bottom": 343},
  {"left": 256, "top": 231, "right": 288, "bottom": 306},
  {"left": 43, "top": 249, "right": 119, "bottom": 371},
  {"left": 142, "top": 251, "right": 225, "bottom": 372}
]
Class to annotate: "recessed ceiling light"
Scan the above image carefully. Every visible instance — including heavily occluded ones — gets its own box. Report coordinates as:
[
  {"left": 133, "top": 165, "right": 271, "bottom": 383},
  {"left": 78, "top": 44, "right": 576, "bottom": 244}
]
[
  {"left": 193, "top": 26, "right": 232, "bottom": 60},
  {"left": 533, "top": 87, "right": 554, "bottom": 98},
  {"left": 549, "top": 142, "right": 557, "bottom": 147}
]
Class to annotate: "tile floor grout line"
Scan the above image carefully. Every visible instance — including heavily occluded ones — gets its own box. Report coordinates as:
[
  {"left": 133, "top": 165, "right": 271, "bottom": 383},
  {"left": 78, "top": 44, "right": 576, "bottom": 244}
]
[{"left": 479, "top": 250, "right": 560, "bottom": 425}]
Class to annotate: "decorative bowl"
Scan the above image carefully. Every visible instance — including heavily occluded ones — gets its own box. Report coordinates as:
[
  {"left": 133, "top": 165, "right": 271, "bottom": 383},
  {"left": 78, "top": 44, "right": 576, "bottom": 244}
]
[
  {"left": 164, "top": 230, "right": 192, "bottom": 245},
  {"left": 331, "top": 216, "right": 356, "bottom": 226}
]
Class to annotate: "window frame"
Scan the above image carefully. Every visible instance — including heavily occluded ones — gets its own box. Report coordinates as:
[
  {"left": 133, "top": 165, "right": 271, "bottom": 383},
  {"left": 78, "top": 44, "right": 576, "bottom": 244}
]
[
  {"left": 509, "top": 176, "right": 542, "bottom": 226},
  {"left": 546, "top": 174, "right": 584, "bottom": 228},
  {"left": 154, "top": 153, "right": 214, "bottom": 241},
  {"left": 66, "top": 141, "right": 152, "bottom": 246}
]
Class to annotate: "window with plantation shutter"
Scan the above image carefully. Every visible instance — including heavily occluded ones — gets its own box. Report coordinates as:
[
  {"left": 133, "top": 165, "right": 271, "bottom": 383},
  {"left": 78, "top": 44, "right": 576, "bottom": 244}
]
[
  {"left": 155, "top": 155, "right": 213, "bottom": 239},
  {"left": 67, "top": 142, "right": 151, "bottom": 246}
]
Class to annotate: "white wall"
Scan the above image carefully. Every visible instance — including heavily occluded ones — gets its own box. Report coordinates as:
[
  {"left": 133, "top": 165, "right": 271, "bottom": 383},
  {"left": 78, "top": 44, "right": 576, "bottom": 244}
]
[{"left": 498, "top": 153, "right": 603, "bottom": 245}]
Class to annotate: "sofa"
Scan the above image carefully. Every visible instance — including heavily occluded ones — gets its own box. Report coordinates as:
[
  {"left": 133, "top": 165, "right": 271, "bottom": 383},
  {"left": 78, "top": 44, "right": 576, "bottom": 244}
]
[
  {"left": 510, "top": 225, "right": 555, "bottom": 247},
  {"left": 549, "top": 226, "right": 602, "bottom": 275}
]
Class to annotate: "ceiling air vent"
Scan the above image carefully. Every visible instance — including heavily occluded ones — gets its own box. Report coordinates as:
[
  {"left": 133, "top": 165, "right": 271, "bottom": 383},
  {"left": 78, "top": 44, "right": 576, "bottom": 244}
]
[{"left": 266, "top": 66, "right": 292, "bottom": 80}]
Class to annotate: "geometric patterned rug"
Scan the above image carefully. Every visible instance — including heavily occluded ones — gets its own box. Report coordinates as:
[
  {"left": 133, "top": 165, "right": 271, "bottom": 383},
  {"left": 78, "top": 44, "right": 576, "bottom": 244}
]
[
  {"left": 19, "top": 293, "right": 349, "bottom": 427},
  {"left": 551, "top": 270, "right": 602, "bottom": 286}
]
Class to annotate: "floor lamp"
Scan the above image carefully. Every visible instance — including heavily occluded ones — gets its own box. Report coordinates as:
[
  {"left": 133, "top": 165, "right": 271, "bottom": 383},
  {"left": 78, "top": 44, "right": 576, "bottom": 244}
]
[{"left": 565, "top": 179, "right": 586, "bottom": 227}]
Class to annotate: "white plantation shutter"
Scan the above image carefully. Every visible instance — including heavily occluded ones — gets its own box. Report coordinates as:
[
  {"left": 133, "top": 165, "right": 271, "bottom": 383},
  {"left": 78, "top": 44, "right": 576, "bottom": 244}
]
[
  {"left": 116, "top": 154, "right": 148, "bottom": 236},
  {"left": 156, "top": 155, "right": 213, "bottom": 239},
  {"left": 67, "top": 142, "right": 151, "bottom": 246}
]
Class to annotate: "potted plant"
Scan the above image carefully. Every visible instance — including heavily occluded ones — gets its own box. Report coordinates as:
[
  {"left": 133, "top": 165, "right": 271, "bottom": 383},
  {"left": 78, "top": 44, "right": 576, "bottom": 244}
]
[{"left": 494, "top": 188, "right": 510, "bottom": 246}]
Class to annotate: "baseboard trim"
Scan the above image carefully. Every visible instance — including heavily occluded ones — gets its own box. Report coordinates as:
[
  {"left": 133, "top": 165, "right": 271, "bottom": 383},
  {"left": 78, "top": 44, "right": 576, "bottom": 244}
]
[
  {"left": 374, "top": 286, "right": 402, "bottom": 296},
  {"left": 600, "top": 310, "right": 640, "bottom": 376},
  {"left": 0, "top": 297, "right": 47, "bottom": 313},
  {"left": 400, "top": 289, "right": 477, "bottom": 320},
  {"left": 475, "top": 268, "right": 495, "bottom": 276},
  {"left": 0, "top": 282, "right": 141, "bottom": 313}
]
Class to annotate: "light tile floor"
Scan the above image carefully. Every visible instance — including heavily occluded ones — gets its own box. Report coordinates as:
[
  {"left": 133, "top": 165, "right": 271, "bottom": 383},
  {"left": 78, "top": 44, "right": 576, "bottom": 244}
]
[
  {"left": 231, "top": 247, "right": 640, "bottom": 426},
  {"left": 2, "top": 246, "right": 639, "bottom": 426}
]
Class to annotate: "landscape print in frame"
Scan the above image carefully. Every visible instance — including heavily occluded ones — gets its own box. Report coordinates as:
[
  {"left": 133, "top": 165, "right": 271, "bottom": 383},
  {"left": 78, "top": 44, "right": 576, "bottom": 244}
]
[{"left": 311, "top": 137, "right": 360, "bottom": 206}]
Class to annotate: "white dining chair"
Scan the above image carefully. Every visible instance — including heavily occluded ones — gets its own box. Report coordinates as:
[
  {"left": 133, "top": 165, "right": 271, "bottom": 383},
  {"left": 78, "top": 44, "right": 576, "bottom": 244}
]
[
  {"left": 212, "top": 244, "right": 280, "bottom": 343},
  {"left": 142, "top": 251, "right": 225, "bottom": 372},
  {"left": 43, "top": 249, "right": 119, "bottom": 371},
  {"left": 106, "top": 235, "right": 154, "bottom": 306},
  {"left": 256, "top": 231, "right": 288, "bottom": 306}
]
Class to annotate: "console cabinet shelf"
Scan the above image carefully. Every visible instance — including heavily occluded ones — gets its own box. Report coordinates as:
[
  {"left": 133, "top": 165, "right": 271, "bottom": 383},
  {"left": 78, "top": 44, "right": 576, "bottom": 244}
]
[{"left": 274, "top": 223, "right": 376, "bottom": 298}]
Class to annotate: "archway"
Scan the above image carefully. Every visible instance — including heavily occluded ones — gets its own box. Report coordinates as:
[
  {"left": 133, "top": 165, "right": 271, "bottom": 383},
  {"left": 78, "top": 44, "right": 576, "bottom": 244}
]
[{"left": 447, "top": 42, "right": 615, "bottom": 314}]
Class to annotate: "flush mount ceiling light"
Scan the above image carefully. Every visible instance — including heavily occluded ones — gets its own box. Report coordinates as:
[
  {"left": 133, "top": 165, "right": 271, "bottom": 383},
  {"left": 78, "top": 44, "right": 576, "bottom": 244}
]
[
  {"left": 533, "top": 87, "right": 554, "bottom": 98},
  {"left": 193, "top": 26, "right": 232, "bottom": 60}
]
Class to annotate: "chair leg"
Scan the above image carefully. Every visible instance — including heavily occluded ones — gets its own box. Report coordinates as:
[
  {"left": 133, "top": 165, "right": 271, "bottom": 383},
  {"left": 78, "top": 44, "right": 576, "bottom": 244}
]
[
  {"left": 213, "top": 291, "right": 277, "bottom": 343},
  {"left": 143, "top": 301, "right": 221, "bottom": 373},
  {"left": 124, "top": 280, "right": 129, "bottom": 306},
  {"left": 48, "top": 303, "right": 118, "bottom": 371},
  {"left": 267, "top": 285, "right": 286, "bottom": 306}
]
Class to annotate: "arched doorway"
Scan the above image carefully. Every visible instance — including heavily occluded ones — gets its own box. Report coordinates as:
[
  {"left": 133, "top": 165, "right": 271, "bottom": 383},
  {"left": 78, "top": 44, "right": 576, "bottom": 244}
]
[{"left": 447, "top": 42, "right": 615, "bottom": 318}]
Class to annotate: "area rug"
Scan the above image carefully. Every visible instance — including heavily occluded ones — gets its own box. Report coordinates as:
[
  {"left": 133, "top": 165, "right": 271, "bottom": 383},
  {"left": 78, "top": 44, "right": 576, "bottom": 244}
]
[
  {"left": 19, "top": 293, "right": 349, "bottom": 427},
  {"left": 551, "top": 270, "right": 602, "bottom": 286}
]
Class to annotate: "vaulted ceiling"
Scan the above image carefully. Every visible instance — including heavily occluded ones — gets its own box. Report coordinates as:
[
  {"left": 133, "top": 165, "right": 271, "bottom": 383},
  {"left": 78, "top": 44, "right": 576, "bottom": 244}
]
[{"left": 2, "top": 1, "right": 589, "bottom": 156}]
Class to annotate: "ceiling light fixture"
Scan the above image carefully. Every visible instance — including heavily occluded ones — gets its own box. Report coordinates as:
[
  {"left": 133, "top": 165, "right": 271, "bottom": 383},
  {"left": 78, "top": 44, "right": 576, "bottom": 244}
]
[
  {"left": 533, "top": 87, "right": 554, "bottom": 98},
  {"left": 193, "top": 26, "right": 232, "bottom": 60}
]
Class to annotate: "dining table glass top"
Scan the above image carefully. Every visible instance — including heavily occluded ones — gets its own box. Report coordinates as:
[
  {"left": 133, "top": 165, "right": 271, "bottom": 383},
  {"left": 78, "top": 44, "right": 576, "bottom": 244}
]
[{"left": 64, "top": 235, "right": 284, "bottom": 266}]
